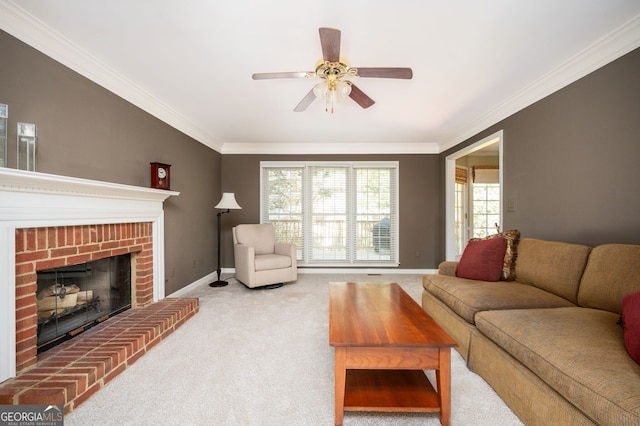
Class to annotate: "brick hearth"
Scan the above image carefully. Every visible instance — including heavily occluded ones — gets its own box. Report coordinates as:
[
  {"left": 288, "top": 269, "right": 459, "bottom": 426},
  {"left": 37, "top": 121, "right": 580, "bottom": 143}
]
[{"left": 0, "top": 297, "right": 199, "bottom": 413}]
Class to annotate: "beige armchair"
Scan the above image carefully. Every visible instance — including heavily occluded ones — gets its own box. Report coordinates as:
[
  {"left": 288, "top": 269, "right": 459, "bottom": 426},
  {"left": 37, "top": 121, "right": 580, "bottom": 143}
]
[{"left": 232, "top": 223, "right": 297, "bottom": 289}]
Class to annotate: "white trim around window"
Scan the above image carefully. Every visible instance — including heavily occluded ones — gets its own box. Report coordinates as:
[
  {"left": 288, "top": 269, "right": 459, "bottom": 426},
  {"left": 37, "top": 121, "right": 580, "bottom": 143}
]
[{"left": 260, "top": 161, "right": 399, "bottom": 267}]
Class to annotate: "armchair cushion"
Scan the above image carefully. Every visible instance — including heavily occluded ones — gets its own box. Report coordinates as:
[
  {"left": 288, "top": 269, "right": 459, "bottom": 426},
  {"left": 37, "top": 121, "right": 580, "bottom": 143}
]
[
  {"left": 234, "top": 224, "right": 275, "bottom": 255},
  {"left": 255, "top": 254, "right": 292, "bottom": 271}
]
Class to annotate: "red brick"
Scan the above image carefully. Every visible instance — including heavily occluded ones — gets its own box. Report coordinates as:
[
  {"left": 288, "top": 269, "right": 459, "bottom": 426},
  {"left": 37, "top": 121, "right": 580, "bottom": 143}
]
[
  {"left": 36, "top": 258, "right": 69, "bottom": 271},
  {"left": 16, "top": 300, "right": 36, "bottom": 316},
  {"left": 70, "top": 381, "right": 101, "bottom": 411},
  {"left": 66, "top": 227, "right": 75, "bottom": 245},
  {"left": 47, "top": 228, "right": 57, "bottom": 249},
  {"left": 15, "top": 262, "right": 35, "bottom": 276},
  {"left": 16, "top": 250, "right": 48, "bottom": 263},
  {"left": 19, "top": 386, "right": 65, "bottom": 406},
  {"left": 51, "top": 247, "right": 78, "bottom": 257},
  {"left": 15, "top": 282, "right": 36, "bottom": 298},
  {"left": 102, "top": 363, "right": 126, "bottom": 385},
  {"left": 16, "top": 315, "right": 38, "bottom": 334},
  {"left": 56, "top": 227, "right": 66, "bottom": 246},
  {"left": 15, "top": 273, "right": 37, "bottom": 286},
  {"left": 0, "top": 387, "right": 20, "bottom": 404},
  {"left": 36, "top": 228, "right": 48, "bottom": 250},
  {"left": 81, "top": 226, "right": 90, "bottom": 245},
  {"left": 26, "top": 228, "right": 37, "bottom": 250},
  {"left": 16, "top": 327, "right": 37, "bottom": 344},
  {"left": 66, "top": 254, "right": 92, "bottom": 265},
  {"left": 15, "top": 230, "right": 25, "bottom": 253}
]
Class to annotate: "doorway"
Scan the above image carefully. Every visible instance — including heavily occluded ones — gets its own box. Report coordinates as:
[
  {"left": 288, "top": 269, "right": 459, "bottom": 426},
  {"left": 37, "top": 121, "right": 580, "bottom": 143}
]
[{"left": 445, "top": 130, "right": 503, "bottom": 260}]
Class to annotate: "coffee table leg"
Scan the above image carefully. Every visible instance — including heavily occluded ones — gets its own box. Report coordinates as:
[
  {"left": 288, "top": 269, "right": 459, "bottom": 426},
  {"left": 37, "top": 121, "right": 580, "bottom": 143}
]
[
  {"left": 436, "top": 347, "right": 451, "bottom": 426},
  {"left": 334, "top": 347, "right": 346, "bottom": 425}
]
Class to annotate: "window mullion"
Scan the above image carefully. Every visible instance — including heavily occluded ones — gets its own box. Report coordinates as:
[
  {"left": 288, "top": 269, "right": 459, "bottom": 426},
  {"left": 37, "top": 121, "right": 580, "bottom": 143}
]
[{"left": 346, "top": 166, "right": 356, "bottom": 264}]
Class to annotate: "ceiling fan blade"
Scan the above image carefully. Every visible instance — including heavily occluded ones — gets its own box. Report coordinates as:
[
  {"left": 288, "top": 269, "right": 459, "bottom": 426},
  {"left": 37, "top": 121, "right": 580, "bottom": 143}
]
[
  {"left": 319, "top": 27, "right": 341, "bottom": 62},
  {"left": 355, "top": 67, "right": 413, "bottom": 79},
  {"left": 348, "top": 83, "right": 375, "bottom": 109},
  {"left": 294, "top": 89, "right": 317, "bottom": 112},
  {"left": 252, "top": 72, "right": 310, "bottom": 80}
]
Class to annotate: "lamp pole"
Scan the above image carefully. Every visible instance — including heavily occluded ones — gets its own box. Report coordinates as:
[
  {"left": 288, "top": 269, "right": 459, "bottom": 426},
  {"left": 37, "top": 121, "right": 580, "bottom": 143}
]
[
  {"left": 209, "top": 192, "right": 242, "bottom": 288},
  {"left": 210, "top": 209, "right": 230, "bottom": 287}
]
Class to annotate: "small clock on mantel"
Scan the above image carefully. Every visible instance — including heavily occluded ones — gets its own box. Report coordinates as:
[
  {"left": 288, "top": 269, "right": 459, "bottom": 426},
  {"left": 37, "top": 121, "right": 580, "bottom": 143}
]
[{"left": 150, "top": 162, "right": 171, "bottom": 190}]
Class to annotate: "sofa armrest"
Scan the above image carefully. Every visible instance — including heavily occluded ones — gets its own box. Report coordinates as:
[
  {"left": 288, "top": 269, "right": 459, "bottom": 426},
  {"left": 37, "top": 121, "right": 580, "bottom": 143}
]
[{"left": 438, "top": 261, "right": 459, "bottom": 276}]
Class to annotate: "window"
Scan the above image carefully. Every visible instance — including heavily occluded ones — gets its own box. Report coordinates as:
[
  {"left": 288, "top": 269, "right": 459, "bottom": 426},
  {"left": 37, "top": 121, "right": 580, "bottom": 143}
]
[
  {"left": 471, "top": 183, "right": 500, "bottom": 238},
  {"left": 454, "top": 172, "right": 468, "bottom": 256},
  {"left": 471, "top": 166, "right": 500, "bottom": 238},
  {"left": 261, "top": 161, "right": 399, "bottom": 266}
]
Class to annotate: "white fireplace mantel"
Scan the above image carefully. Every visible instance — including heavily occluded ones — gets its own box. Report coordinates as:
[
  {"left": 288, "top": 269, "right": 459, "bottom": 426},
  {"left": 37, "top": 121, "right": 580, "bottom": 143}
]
[{"left": 0, "top": 168, "right": 179, "bottom": 382}]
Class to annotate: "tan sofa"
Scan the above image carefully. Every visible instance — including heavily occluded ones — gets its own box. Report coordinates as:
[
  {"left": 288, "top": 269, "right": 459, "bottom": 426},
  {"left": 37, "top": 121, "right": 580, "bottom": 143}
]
[{"left": 422, "top": 238, "right": 640, "bottom": 425}]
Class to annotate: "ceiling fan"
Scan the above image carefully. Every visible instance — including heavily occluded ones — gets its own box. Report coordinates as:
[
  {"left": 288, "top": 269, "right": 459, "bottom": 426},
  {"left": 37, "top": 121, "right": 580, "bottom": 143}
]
[{"left": 252, "top": 27, "right": 413, "bottom": 113}]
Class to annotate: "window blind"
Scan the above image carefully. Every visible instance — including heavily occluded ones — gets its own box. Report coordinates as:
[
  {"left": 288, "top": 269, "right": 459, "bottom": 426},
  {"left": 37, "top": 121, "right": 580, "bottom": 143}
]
[
  {"left": 472, "top": 166, "right": 499, "bottom": 184},
  {"left": 455, "top": 166, "right": 468, "bottom": 185},
  {"left": 261, "top": 161, "right": 399, "bottom": 266}
]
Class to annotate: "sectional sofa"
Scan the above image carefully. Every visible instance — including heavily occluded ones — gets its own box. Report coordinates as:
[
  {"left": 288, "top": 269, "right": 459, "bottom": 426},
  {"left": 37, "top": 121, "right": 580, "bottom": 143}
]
[{"left": 422, "top": 237, "right": 640, "bottom": 425}]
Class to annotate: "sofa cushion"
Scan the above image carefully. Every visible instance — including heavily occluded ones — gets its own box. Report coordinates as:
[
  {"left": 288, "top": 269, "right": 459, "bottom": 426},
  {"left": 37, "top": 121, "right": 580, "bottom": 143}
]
[
  {"left": 470, "top": 229, "right": 521, "bottom": 281},
  {"left": 514, "top": 238, "right": 592, "bottom": 304},
  {"left": 475, "top": 307, "right": 640, "bottom": 425},
  {"left": 622, "top": 291, "right": 640, "bottom": 364},
  {"left": 456, "top": 237, "right": 507, "bottom": 281},
  {"left": 423, "top": 274, "right": 575, "bottom": 324},
  {"left": 577, "top": 244, "right": 640, "bottom": 314}
]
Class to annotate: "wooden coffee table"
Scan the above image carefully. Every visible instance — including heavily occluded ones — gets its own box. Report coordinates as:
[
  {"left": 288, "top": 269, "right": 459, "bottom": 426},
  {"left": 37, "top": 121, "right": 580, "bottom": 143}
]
[{"left": 329, "top": 282, "right": 457, "bottom": 426}]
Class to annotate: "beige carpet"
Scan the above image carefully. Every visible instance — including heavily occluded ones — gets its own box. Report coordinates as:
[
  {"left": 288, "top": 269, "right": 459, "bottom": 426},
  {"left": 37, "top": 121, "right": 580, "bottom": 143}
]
[{"left": 65, "top": 273, "right": 523, "bottom": 425}]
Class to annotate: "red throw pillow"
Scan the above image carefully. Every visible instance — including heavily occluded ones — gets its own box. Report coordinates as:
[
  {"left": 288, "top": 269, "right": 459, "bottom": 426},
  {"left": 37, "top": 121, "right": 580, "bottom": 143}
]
[
  {"left": 622, "top": 291, "right": 640, "bottom": 365},
  {"left": 456, "top": 237, "right": 508, "bottom": 282}
]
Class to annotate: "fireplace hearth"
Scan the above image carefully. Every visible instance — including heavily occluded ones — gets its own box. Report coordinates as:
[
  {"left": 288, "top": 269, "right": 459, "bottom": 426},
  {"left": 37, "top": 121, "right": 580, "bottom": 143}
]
[
  {"left": 36, "top": 254, "right": 132, "bottom": 353},
  {"left": 0, "top": 168, "right": 179, "bottom": 383},
  {"left": 0, "top": 165, "right": 200, "bottom": 415}
]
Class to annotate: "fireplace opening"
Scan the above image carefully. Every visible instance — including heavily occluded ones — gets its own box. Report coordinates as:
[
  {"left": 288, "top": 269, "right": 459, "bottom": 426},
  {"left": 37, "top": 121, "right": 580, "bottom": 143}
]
[{"left": 36, "top": 254, "right": 132, "bottom": 353}]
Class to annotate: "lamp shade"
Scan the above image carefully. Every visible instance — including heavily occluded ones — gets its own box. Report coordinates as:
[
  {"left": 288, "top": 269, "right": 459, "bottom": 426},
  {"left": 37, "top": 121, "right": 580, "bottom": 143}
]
[{"left": 215, "top": 192, "right": 242, "bottom": 210}]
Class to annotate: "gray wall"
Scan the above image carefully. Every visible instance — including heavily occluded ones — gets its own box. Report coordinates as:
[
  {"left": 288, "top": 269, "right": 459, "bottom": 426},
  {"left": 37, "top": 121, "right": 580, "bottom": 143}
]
[
  {"left": 441, "top": 47, "right": 640, "bottom": 255},
  {"left": 0, "top": 30, "right": 222, "bottom": 295},
  {"left": 222, "top": 154, "right": 440, "bottom": 269},
  {"left": 4, "top": 28, "right": 639, "bottom": 282}
]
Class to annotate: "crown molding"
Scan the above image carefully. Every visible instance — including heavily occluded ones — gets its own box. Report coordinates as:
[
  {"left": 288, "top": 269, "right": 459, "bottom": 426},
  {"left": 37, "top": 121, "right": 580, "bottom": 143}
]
[
  {"left": 221, "top": 141, "right": 440, "bottom": 155},
  {"left": 0, "top": 1, "right": 224, "bottom": 153},
  {"left": 439, "top": 13, "right": 640, "bottom": 153},
  {"left": 2, "top": 2, "right": 639, "bottom": 156}
]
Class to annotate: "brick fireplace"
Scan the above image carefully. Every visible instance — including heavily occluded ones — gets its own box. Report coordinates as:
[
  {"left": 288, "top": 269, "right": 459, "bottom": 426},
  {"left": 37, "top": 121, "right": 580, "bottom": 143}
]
[
  {"left": 15, "top": 223, "right": 154, "bottom": 374},
  {"left": 0, "top": 168, "right": 178, "bottom": 383}
]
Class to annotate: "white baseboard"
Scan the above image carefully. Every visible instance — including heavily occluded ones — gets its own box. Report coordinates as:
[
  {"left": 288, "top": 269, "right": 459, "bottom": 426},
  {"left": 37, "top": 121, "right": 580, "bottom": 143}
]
[
  {"left": 297, "top": 268, "right": 438, "bottom": 275},
  {"left": 167, "top": 268, "right": 437, "bottom": 298},
  {"left": 167, "top": 271, "right": 217, "bottom": 298}
]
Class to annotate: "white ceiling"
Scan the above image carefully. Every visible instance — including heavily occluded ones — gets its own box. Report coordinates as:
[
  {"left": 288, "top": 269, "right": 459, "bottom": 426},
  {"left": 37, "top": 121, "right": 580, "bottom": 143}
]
[{"left": 1, "top": 1, "right": 640, "bottom": 155}]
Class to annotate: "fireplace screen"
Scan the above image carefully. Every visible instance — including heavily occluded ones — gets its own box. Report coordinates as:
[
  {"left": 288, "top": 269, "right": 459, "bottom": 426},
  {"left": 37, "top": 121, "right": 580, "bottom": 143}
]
[{"left": 36, "top": 254, "right": 132, "bottom": 352}]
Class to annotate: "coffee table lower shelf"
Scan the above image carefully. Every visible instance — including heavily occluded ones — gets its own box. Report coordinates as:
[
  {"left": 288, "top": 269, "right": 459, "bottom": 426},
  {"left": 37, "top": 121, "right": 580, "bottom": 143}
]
[{"left": 344, "top": 369, "right": 441, "bottom": 412}]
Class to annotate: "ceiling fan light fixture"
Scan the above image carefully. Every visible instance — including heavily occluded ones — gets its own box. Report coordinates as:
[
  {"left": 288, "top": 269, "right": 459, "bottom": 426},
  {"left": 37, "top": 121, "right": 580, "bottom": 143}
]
[
  {"left": 252, "top": 27, "right": 412, "bottom": 112},
  {"left": 313, "top": 82, "right": 328, "bottom": 98},
  {"left": 313, "top": 80, "right": 351, "bottom": 113}
]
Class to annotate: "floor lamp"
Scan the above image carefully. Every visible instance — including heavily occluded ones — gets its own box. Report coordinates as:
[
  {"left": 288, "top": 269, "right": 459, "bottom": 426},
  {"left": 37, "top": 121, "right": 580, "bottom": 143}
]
[{"left": 210, "top": 192, "right": 242, "bottom": 287}]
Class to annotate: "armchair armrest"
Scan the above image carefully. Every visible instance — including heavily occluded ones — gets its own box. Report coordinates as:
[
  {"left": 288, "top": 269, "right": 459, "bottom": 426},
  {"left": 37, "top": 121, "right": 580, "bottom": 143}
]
[
  {"left": 438, "top": 261, "right": 459, "bottom": 276},
  {"left": 275, "top": 242, "right": 297, "bottom": 268},
  {"left": 234, "top": 243, "right": 256, "bottom": 283}
]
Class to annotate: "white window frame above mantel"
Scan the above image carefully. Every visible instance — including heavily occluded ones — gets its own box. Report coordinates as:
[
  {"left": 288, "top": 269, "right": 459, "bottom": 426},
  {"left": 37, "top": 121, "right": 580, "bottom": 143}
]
[{"left": 0, "top": 168, "right": 179, "bottom": 382}]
